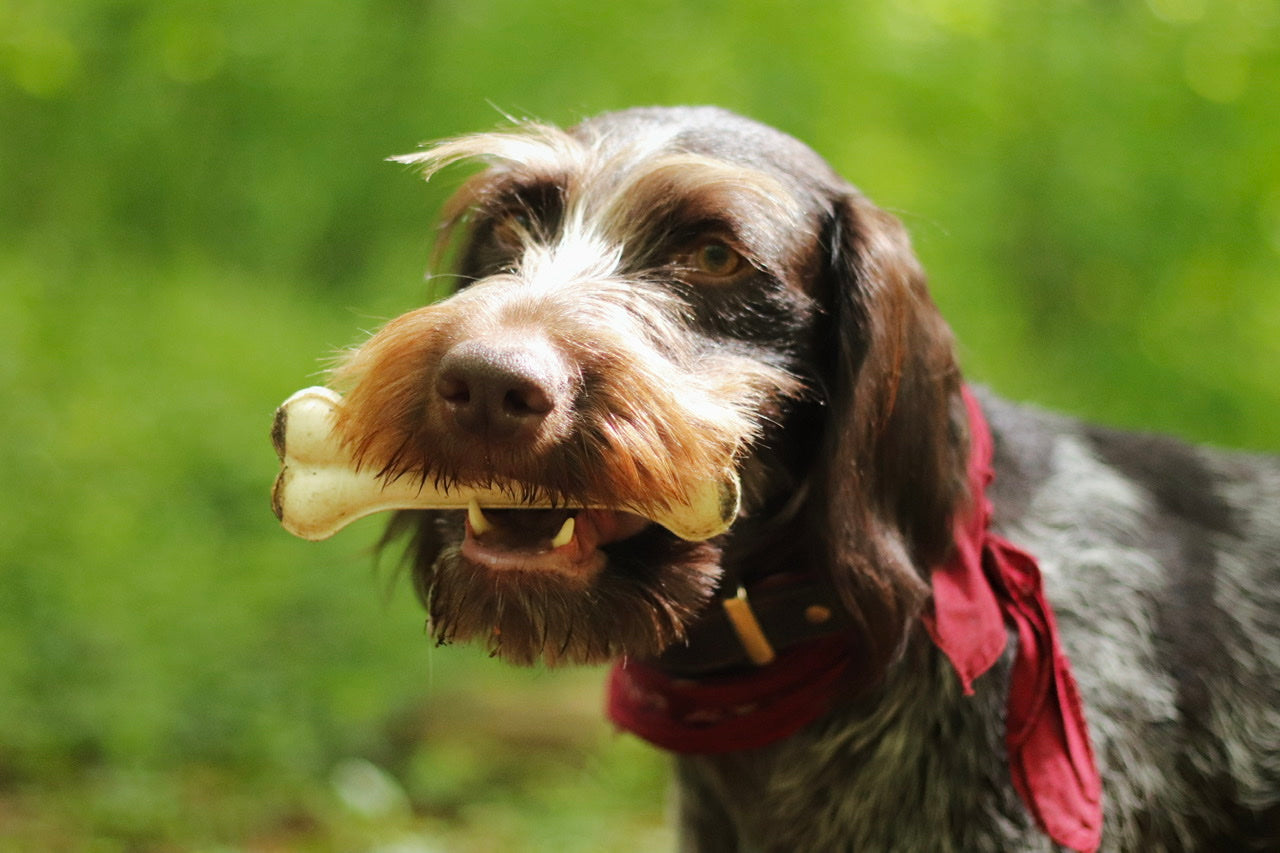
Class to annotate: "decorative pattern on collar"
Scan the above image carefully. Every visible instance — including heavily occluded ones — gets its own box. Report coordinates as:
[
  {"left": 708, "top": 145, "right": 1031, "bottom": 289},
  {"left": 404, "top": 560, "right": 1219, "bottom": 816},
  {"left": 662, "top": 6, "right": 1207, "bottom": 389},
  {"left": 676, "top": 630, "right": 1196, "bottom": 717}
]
[{"left": 606, "top": 387, "right": 1103, "bottom": 853}]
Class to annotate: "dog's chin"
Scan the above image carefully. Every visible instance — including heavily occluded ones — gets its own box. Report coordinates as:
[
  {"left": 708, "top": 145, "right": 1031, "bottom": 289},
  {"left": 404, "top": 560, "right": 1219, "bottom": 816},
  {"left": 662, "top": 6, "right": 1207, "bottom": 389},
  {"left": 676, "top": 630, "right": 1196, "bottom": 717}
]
[{"left": 424, "top": 511, "right": 724, "bottom": 666}]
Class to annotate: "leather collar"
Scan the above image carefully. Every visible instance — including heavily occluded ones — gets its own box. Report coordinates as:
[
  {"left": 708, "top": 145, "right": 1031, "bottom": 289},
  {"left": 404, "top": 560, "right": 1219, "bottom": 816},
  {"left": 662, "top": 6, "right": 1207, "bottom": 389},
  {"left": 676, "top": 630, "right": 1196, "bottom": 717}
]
[{"left": 655, "top": 571, "right": 856, "bottom": 677}]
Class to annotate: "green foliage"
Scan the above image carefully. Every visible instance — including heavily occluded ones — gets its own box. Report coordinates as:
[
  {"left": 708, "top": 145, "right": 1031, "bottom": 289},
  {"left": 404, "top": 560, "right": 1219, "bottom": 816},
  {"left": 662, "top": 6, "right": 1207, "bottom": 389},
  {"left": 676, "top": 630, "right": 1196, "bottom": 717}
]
[{"left": 1, "top": 0, "right": 1276, "bottom": 847}]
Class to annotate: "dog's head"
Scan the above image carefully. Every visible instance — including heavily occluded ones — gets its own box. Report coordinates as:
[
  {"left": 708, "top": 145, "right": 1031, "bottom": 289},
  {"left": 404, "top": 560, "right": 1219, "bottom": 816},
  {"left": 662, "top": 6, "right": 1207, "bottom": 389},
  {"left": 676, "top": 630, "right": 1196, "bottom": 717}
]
[{"left": 332, "top": 107, "right": 967, "bottom": 672}]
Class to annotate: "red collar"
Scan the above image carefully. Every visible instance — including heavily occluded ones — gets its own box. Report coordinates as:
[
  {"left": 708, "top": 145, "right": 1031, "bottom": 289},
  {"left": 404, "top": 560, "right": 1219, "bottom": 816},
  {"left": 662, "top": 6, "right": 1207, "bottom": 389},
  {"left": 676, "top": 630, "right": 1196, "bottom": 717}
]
[{"left": 606, "top": 387, "right": 1102, "bottom": 853}]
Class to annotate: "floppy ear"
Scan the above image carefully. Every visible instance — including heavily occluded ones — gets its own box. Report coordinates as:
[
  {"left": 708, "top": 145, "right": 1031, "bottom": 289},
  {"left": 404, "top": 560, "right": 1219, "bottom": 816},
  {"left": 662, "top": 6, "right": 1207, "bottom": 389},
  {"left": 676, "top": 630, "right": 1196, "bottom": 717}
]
[{"left": 810, "top": 192, "right": 968, "bottom": 673}]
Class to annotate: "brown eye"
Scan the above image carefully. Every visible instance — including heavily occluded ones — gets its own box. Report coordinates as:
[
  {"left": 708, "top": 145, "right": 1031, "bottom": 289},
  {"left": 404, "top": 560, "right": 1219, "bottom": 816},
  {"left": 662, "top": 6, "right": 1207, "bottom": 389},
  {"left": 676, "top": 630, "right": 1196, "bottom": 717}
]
[
  {"left": 491, "top": 210, "right": 533, "bottom": 249},
  {"left": 689, "top": 240, "right": 745, "bottom": 279}
]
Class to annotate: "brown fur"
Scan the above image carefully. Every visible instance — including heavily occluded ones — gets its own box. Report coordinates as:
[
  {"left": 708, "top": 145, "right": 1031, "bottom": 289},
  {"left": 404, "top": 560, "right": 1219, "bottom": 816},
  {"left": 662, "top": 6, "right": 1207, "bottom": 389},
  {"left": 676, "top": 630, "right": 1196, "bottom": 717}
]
[{"left": 811, "top": 195, "right": 968, "bottom": 674}]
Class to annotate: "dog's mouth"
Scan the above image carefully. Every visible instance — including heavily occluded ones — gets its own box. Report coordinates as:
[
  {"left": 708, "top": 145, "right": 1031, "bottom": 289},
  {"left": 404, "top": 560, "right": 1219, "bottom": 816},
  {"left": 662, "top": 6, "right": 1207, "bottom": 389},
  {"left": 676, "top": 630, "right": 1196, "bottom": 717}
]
[
  {"left": 271, "top": 386, "right": 744, "bottom": 545},
  {"left": 460, "top": 501, "right": 651, "bottom": 581}
]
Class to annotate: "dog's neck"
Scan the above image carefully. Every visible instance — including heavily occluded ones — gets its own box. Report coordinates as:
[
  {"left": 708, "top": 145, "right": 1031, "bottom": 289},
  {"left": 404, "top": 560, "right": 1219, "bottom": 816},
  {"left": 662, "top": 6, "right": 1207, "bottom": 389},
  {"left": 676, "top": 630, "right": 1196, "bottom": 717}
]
[
  {"left": 654, "top": 570, "right": 857, "bottom": 677},
  {"left": 608, "top": 389, "right": 1104, "bottom": 852},
  {"left": 653, "top": 446, "right": 865, "bottom": 677}
]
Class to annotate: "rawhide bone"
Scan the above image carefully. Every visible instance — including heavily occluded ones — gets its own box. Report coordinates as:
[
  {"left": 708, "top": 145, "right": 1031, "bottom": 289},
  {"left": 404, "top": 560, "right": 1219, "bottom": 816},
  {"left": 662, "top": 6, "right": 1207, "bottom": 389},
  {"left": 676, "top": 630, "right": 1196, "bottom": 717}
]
[{"left": 271, "top": 386, "right": 742, "bottom": 542}]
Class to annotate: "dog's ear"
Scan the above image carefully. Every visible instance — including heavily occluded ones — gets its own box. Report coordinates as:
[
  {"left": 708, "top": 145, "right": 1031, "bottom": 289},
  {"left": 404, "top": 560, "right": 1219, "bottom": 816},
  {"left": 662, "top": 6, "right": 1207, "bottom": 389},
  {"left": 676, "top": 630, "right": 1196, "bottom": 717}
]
[{"left": 810, "top": 192, "right": 968, "bottom": 672}]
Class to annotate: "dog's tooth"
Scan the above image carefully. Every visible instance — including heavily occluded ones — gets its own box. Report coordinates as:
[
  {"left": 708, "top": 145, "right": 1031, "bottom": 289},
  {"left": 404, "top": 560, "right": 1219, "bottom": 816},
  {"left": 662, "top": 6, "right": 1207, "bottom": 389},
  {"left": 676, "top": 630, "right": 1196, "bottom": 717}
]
[
  {"left": 467, "top": 498, "right": 494, "bottom": 535},
  {"left": 550, "top": 516, "right": 575, "bottom": 549}
]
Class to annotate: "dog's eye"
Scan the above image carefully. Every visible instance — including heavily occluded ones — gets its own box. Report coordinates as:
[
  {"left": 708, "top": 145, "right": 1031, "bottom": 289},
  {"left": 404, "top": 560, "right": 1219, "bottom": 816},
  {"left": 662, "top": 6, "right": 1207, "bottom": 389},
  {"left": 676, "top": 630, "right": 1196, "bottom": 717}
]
[
  {"left": 686, "top": 240, "right": 746, "bottom": 280},
  {"left": 491, "top": 210, "right": 533, "bottom": 249}
]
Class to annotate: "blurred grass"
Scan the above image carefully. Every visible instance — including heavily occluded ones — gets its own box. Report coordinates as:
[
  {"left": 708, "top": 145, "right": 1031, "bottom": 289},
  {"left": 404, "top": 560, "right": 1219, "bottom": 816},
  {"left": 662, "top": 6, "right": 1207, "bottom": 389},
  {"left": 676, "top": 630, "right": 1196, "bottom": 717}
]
[
  {"left": 0, "top": 250, "right": 672, "bottom": 850},
  {"left": 2, "top": 0, "right": 1278, "bottom": 849}
]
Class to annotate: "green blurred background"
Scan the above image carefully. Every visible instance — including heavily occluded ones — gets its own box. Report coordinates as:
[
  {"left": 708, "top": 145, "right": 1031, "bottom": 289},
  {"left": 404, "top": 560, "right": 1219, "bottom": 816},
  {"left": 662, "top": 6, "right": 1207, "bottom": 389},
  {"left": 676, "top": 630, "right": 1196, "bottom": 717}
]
[{"left": 2, "top": 0, "right": 1277, "bottom": 849}]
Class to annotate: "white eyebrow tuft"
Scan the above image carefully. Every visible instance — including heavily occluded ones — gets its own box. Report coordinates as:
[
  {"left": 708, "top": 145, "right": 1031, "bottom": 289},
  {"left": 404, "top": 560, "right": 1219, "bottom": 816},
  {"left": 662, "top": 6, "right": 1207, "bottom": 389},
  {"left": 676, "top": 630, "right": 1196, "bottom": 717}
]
[{"left": 389, "top": 123, "right": 587, "bottom": 180}]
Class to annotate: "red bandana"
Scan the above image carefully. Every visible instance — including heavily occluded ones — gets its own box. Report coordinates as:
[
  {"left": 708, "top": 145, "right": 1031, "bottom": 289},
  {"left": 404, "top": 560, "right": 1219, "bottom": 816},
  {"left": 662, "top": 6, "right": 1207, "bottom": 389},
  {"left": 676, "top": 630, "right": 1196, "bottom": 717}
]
[{"left": 607, "top": 388, "right": 1103, "bottom": 853}]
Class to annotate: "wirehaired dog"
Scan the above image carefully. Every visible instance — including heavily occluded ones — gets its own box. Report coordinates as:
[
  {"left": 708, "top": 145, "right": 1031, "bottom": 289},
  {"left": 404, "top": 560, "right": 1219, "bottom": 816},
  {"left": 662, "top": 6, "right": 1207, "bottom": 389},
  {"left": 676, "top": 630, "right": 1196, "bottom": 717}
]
[{"left": 326, "top": 107, "right": 1279, "bottom": 851}]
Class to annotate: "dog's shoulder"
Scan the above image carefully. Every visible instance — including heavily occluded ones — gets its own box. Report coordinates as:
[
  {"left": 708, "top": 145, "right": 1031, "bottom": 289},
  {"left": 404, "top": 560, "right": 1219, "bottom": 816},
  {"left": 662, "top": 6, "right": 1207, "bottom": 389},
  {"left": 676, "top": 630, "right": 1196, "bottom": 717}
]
[
  {"left": 972, "top": 386, "right": 1279, "bottom": 845},
  {"left": 975, "top": 385, "right": 1279, "bottom": 556}
]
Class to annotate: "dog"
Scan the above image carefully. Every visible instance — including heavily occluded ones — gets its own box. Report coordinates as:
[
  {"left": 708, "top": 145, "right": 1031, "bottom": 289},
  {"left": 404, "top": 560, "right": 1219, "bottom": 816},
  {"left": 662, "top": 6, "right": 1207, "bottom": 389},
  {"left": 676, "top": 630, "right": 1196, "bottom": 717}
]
[{"left": 324, "top": 107, "right": 1280, "bottom": 851}]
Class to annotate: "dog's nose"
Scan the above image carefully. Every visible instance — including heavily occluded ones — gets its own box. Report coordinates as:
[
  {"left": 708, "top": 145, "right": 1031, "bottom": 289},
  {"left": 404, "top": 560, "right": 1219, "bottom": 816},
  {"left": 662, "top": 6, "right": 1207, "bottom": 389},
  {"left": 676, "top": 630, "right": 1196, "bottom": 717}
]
[{"left": 435, "top": 340, "right": 570, "bottom": 442}]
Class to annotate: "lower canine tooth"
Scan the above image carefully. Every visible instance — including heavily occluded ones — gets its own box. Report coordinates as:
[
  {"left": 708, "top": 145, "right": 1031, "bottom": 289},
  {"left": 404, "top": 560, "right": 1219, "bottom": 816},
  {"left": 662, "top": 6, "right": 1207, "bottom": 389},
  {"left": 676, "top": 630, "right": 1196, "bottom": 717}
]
[
  {"left": 467, "top": 498, "right": 494, "bottom": 535},
  {"left": 550, "top": 516, "right": 575, "bottom": 549}
]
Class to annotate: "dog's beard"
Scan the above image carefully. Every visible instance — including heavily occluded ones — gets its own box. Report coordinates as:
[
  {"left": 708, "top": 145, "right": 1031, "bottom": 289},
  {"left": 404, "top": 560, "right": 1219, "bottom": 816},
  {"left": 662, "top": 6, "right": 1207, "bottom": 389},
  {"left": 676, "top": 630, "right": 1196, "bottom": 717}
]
[{"left": 420, "top": 514, "right": 723, "bottom": 666}]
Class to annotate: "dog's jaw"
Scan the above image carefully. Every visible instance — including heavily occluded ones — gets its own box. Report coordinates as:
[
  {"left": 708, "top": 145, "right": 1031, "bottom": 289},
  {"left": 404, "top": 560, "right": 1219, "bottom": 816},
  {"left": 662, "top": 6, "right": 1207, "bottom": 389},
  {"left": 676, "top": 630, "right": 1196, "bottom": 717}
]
[
  {"left": 459, "top": 505, "right": 650, "bottom": 582},
  {"left": 423, "top": 511, "right": 726, "bottom": 666}
]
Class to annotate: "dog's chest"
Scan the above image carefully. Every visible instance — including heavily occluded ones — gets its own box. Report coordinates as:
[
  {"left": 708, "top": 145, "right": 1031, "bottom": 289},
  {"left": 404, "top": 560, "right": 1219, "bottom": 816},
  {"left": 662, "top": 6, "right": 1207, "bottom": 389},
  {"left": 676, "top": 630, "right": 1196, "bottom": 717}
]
[{"left": 675, "top": 640, "right": 1049, "bottom": 852}]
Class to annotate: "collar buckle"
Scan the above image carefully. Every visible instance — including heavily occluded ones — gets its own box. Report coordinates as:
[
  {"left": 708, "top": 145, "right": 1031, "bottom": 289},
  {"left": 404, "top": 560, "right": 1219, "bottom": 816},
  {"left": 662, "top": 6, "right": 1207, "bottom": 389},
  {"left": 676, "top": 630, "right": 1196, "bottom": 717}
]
[{"left": 721, "top": 585, "right": 778, "bottom": 666}]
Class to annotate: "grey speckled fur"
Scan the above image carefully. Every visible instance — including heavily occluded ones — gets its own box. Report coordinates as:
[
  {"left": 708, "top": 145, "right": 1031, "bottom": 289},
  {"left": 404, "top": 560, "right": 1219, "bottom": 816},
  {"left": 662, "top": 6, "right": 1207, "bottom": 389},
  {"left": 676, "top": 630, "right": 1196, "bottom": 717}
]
[{"left": 677, "top": 389, "right": 1280, "bottom": 851}]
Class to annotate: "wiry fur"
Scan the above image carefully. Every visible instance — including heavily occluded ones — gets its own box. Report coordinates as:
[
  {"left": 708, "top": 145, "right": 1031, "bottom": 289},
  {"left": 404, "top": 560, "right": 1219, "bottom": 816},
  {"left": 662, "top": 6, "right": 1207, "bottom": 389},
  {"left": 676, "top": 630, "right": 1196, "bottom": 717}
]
[
  {"left": 678, "top": 390, "right": 1280, "bottom": 851},
  {"left": 329, "top": 106, "right": 1280, "bottom": 850},
  {"left": 422, "top": 529, "right": 724, "bottom": 667},
  {"left": 334, "top": 275, "right": 793, "bottom": 509}
]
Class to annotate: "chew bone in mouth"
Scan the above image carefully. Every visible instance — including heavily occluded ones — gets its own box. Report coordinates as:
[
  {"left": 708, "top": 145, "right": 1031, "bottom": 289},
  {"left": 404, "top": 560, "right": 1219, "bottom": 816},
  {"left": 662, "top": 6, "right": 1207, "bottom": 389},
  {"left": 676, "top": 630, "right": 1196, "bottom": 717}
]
[{"left": 270, "top": 386, "right": 741, "bottom": 545}]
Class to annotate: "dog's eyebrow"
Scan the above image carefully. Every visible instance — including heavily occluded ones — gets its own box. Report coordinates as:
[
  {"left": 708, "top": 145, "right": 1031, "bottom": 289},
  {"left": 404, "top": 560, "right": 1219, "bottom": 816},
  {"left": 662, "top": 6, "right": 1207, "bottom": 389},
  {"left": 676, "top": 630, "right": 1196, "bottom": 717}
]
[
  {"left": 390, "top": 122, "right": 586, "bottom": 179},
  {"left": 392, "top": 125, "right": 585, "bottom": 269},
  {"left": 605, "top": 153, "right": 800, "bottom": 222},
  {"left": 594, "top": 154, "right": 806, "bottom": 272}
]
